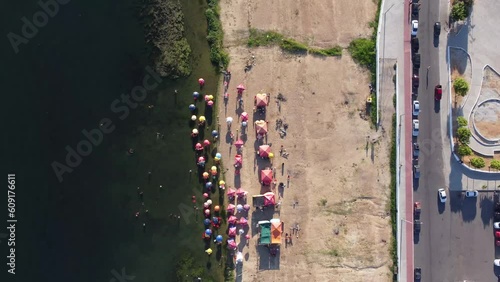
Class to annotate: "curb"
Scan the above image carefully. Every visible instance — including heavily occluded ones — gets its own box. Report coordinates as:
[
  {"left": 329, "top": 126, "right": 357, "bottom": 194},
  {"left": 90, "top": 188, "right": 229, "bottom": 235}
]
[{"left": 376, "top": 0, "right": 385, "bottom": 128}]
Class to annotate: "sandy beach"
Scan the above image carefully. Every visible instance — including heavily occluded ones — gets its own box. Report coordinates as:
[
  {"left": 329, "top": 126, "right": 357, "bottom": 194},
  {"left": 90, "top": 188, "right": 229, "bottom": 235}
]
[{"left": 216, "top": 0, "right": 393, "bottom": 281}]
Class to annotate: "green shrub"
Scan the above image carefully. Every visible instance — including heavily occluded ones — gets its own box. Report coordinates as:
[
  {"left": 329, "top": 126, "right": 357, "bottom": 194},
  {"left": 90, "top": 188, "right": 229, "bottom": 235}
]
[
  {"left": 491, "top": 160, "right": 500, "bottom": 170},
  {"left": 309, "top": 46, "right": 343, "bottom": 56},
  {"left": 457, "top": 116, "right": 468, "bottom": 127},
  {"left": 348, "top": 38, "right": 376, "bottom": 69},
  {"left": 453, "top": 77, "right": 469, "bottom": 96},
  {"left": 470, "top": 157, "right": 485, "bottom": 168},
  {"left": 247, "top": 29, "right": 283, "bottom": 47},
  {"left": 457, "top": 144, "right": 472, "bottom": 157},
  {"left": 457, "top": 127, "right": 471, "bottom": 144},
  {"left": 451, "top": 2, "right": 468, "bottom": 21},
  {"left": 205, "top": 5, "right": 229, "bottom": 68},
  {"left": 279, "top": 38, "right": 308, "bottom": 53}
]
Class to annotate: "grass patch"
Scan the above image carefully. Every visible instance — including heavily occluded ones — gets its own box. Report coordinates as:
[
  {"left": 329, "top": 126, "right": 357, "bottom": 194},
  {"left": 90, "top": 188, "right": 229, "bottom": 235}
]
[
  {"left": 389, "top": 114, "right": 397, "bottom": 279},
  {"left": 205, "top": 0, "right": 229, "bottom": 69},
  {"left": 318, "top": 198, "right": 328, "bottom": 207},
  {"left": 370, "top": 93, "right": 377, "bottom": 126},
  {"left": 248, "top": 28, "right": 343, "bottom": 57}
]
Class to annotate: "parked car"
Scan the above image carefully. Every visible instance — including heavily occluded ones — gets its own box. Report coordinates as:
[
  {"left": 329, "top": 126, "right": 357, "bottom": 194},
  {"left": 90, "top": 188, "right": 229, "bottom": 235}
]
[
  {"left": 413, "top": 74, "right": 420, "bottom": 88},
  {"left": 412, "top": 3, "right": 419, "bottom": 16},
  {"left": 413, "top": 164, "right": 420, "bottom": 178},
  {"left": 415, "top": 267, "right": 422, "bottom": 280},
  {"left": 496, "top": 239, "right": 500, "bottom": 247},
  {"left": 413, "top": 101, "right": 420, "bottom": 116},
  {"left": 411, "top": 20, "right": 419, "bottom": 36},
  {"left": 494, "top": 222, "right": 500, "bottom": 229},
  {"left": 495, "top": 231, "right": 500, "bottom": 238},
  {"left": 435, "top": 85, "right": 442, "bottom": 100},
  {"left": 438, "top": 188, "right": 447, "bottom": 203},
  {"left": 413, "top": 143, "right": 420, "bottom": 157},
  {"left": 413, "top": 53, "right": 421, "bottom": 69},
  {"left": 412, "top": 120, "right": 419, "bottom": 136},
  {"left": 495, "top": 212, "right": 500, "bottom": 221},
  {"left": 465, "top": 190, "right": 479, "bottom": 197},
  {"left": 434, "top": 22, "right": 441, "bottom": 37},
  {"left": 495, "top": 259, "right": 500, "bottom": 267},
  {"left": 412, "top": 38, "right": 419, "bottom": 52}
]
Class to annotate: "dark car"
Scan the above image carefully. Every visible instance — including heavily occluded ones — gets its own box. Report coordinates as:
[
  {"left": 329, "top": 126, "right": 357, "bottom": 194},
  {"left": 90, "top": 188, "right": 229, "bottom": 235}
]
[
  {"left": 415, "top": 267, "right": 422, "bottom": 280},
  {"left": 495, "top": 212, "right": 500, "bottom": 221},
  {"left": 413, "top": 53, "right": 421, "bottom": 69},
  {"left": 412, "top": 3, "right": 419, "bottom": 16},
  {"left": 413, "top": 164, "right": 420, "bottom": 179},
  {"left": 412, "top": 38, "right": 419, "bottom": 52},
  {"left": 413, "top": 143, "right": 420, "bottom": 157},
  {"left": 413, "top": 74, "right": 419, "bottom": 88},
  {"left": 435, "top": 85, "right": 442, "bottom": 100},
  {"left": 434, "top": 22, "right": 441, "bottom": 37}
]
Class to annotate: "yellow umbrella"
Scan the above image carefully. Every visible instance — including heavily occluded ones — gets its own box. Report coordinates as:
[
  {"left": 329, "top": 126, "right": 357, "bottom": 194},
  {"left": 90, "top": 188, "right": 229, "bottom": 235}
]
[
  {"left": 214, "top": 157, "right": 220, "bottom": 161},
  {"left": 269, "top": 152, "right": 274, "bottom": 159},
  {"left": 211, "top": 166, "right": 217, "bottom": 173},
  {"left": 199, "top": 116, "right": 206, "bottom": 122},
  {"left": 205, "top": 248, "right": 213, "bottom": 255},
  {"left": 208, "top": 95, "right": 214, "bottom": 100},
  {"left": 219, "top": 180, "right": 225, "bottom": 186}
]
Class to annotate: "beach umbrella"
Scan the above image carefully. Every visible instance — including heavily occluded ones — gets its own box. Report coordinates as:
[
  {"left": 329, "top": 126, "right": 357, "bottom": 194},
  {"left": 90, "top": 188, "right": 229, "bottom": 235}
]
[
  {"left": 195, "top": 143, "right": 203, "bottom": 151},
  {"left": 207, "top": 199, "right": 213, "bottom": 206},
  {"left": 205, "top": 248, "right": 213, "bottom": 255},
  {"left": 193, "top": 91, "right": 200, "bottom": 99},
  {"left": 227, "top": 239, "right": 237, "bottom": 249},
  {"left": 237, "top": 84, "right": 245, "bottom": 90},
  {"left": 215, "top": 153, "right": 222, "bottom": 159},
  {"left": 227, "top": 188, "right": 236, "bottom": 198},
  {"left": 204, "top": 95, "right": 211, "bottom": 102},
  {"left": 263, "top": 192, "right": 276, "bottom": 206},
  {"left": 242, "top": 121, "right": 247, "bottom": 128},
  {"left": 241, "top": 112, "right": 249, "bottom": 121},
  {"left": 219, "top": 180, "right": 225, "bottom": 186},
  {"left": 210, "top": 166, "right": 217, "bottom": 175},
  {"left": 236, "top": 188, "right": 247, "bottom": 198},
  {"left": 239, "top": 217, "right": 248, "bottom": 225},
  {"left": 192, "top": 128, "right": 199, "bottom": 135},
  {"left": 205, "top": 229, "right": 212, "bottom": 236},
  {"left": 197, "top": 156, "right": 205, "bottom": 165},
  {"left": 198, "top": 78, "right": 205, "bottom": 86},
  {"left": 191, "top": 115, "right": 197, "bottom": 121},
  {"left": 269, "top": 152, "right": 274, "bottom": 159},
  {"left": 204, "top": 209, "right": 210, "bottom": 216},
  {"left": 189, "top": 104, "right": 196, "bottom": 111},
  {"left": 203, "top": 193, "right": 209, "bottom": 198},
  {"left": 236, "top": 204, "right": 243, "bottom": 212},
  {"left": 192, "top": 195, "right": 197, "bottom": 203},
  {"left": 258, "top": 145, "right": 271, "bottom": 158},
  {"left": 211, "top": 130, "right": 218, "bottom": 137},
  {"left": 260, "top": 169, "right": 273, "bottom": 185},
  {"left": 204, "top": 218, "right": 211, "bottom": 225},
  {"left": 199, "top": 116, "right": 206, "bottom": 122},
  {"left": 228, "top": 227, "right": 237, "bottom": 237},
  {"left": 214, "top": 205, "right": 220, "bottom": 212},
  {"left": 226, "top": 117, "right": 233, "bottom": 125},
  {"left": 207, "top": 100, "right": 214, "bottom": 107},
  {"left": 255, "top": 120, "right": 268, "bottom": 135},
  {"left": 202, "top": 172, "right": 209, "bottom": 179},
  {"left": 214, "top": 157, "right": 220, "bottom": 162},
  {"left": 234, "top": 139, "right": 244, "bottom": 148},
  {"left": 203, "top": 202, "right": 209, "bottom": 208},
  {"left": 227, "top": 204, "right": 235, "bottom": 212},
  {"left": 255, "top": 93, "right": 268, "bottom": 107},
  {"left": 228, "top": 215, "right": 238, "bottom": 224},
  {"left": 245, "top": 234, "right": 250, "bottom": 240},
  {"left": 208, "top": 95, "right": 214, "bottom": 100},
  {"left": 216, "top": 235, "right": 223, "bottom": 243},
  {"left": 203, "top": 139, "right": 211, "bottom": 147},
  {"left": 206, "top": 182, "right": 213, "bottom": 189},
  {"left": 243, "top": 204, "right": 250, "bottom": 210},
  {"left": 239, "top": 229, "right": 244, "bottom": 235},
  {"left": 236, "top": 251, "right": 243, "bottom": 263},
  {"left": 212, "top": 217, "right": 219, "bottom": 224}
]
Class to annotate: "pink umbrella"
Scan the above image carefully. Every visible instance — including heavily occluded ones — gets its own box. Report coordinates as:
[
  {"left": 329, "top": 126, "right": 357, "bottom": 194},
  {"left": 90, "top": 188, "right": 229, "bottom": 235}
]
[
  {"left": 228, "top": 215, "right": 237, "bottom": 224},
  {"left": 204, "top": 95, "right": 211, "bottom": 102},
  {"left": 204, "top": 209, "right": 210, "bottom": 216},
  {"left": 207, "top": 100, "right": 214, "bottom": 107},
  {"left": 203, "top": 139, "right": 210, "bottom": 147},
  {"left": 237, "top": 84, "right": 245, "bottom": 90},
  {"left": 202, "top": 172, "right": 209, "bottom": 179},
  {"left": 228, "top": 226, "right": 237, "bottom": 237},
  {"left": 238, "top": 217, "right": 248, "bottom": 225},
  {"left": 245, "top": 234, "right": 250, "bottom": 239},
  {"left": 258, "top": 145, "right": 271, "bottom": 158},
  {"left": 226, "top": 188, "right": 236, "bottom": 198},
  {"left": 234, "top": 139, "right": 244, "bottom": 148},
  {"left": 198, "top": 156, "right": 205, "bottom": 163},
  {"left": 263, "top": 192, "right": 275, "bottom": 206},
  {"left": 195, "top": 143, "right": 203, "bottom": 151},
  {"left": 227, "top": 239, "right": 237, "bottom": 249},
  {"left": 241, "top": 112, "right": 249, "bottom": 121},
  {"left": 227, "top": 204, "right": 235, "bottom": 212},
  {"left": 236, "top": 188, "right": 247, "bottom": 198},
  {"left": 203, "top": 202, "right": 209, "bottom": 208},
  {"left": 243, "top": 204, "right": 250, "bottom": 210},
  {"left": 203, "top": 193, "right": 209, "bottom": 198},
  {"left": 198, "top": 78, "right": 205, "bottom": 86}
]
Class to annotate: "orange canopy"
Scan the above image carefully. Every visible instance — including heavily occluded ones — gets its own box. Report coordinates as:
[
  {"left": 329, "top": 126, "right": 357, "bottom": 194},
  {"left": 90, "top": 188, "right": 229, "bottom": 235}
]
[
  {"left": 255, "top": 120, "right": 268, "bottom": 135},
  {"left": 255, "top": 93, "right": 268, "bottom": 107},
  {"left": 271, "top": 219, "right": 282, "bottom": 244}
]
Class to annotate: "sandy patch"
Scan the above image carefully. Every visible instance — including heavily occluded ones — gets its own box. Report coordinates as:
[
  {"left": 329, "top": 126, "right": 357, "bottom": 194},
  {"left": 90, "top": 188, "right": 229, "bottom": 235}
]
[{"left": 216, "top": 0, "right": 392, "bottom": 281}]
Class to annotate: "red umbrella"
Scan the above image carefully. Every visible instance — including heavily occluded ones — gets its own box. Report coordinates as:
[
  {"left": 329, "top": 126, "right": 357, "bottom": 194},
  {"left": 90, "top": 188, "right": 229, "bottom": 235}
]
[
  {"left": 236, "top": 188, "right": 247, "bottom": 198},
  {"left": 261, "top": 169, "right": 273, "bottom": 185},
  {"left": 263, "top": 192, "right": 275, "bottom": 206},
  {"left": 195, "top": 143, "right": 203, "bottom": 151},
  {"left": 237, "top": 84, "right": 245, "bottom": 90},
  {"left": 234, "top": 139, "right": 244, "bottom": 148},
  {"left": 226, "top": 188, "right": 237, "bottom": 198},
  {"left": 258, "top": 145, "right": 271, "bottom": 158},
  {"left": 228, "top": 215, "right": 238, "bottom": 224},
  {"left": 227, "top": 239, "right": 237, "bottom": 249},
  {"left": 238, "top": 217, "right": 248, "bottom": 225},
  {"left": 228, "top": 227, "right": 237, "bottom": 237},
  {"left": 234, "top": 154, "right": 243, "bottom": 168},
  {"left": 203, "top": 139, "right": 211, "bottom": 147},
  {"left": 227, "top": 204, "right": 235, "bottom": 212},
  {"left": 241, "top": 112, "right": 249, "bottom": 121}
]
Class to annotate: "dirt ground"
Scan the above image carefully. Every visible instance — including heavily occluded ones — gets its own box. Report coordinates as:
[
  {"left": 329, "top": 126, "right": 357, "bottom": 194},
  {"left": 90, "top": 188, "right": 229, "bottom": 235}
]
[{"left": 216, "top": 0, "right": 392, "bottom": 281}]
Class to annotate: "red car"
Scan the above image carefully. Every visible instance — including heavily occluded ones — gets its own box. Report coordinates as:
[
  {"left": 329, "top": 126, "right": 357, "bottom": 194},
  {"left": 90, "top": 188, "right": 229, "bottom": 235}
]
[
  {"left": 495, "top": 231, "right": 500, "bottom": 238},
  {"left": 435, "top": 85, "right": 442, "bottom": 100}
]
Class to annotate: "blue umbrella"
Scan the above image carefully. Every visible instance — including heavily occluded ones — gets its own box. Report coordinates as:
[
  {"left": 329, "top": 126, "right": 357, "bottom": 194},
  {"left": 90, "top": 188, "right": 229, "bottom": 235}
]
[
  {"left": 206, "top": 182, "right": 213, "bottom": 188},
  {"left": 212, "top": 217, "right": 219, "bottom": 224},
  {"left": 193, "top": 92, "right": 200, "bottom": 98},
  {"left": 189, "top": 104, "right": 196, "bottom": 111},
  {"left": 204, "top": 218, "right": 211, "bottom": 225},
  {"left": 211, "top": 130, "right": 218, "bottom": 137},
  {"left": 216, "top": 235, "right": 223, "bottom": 243},
  {"left": 205, "top": 229, "right": 212, "bottom": 236},
  {"left": 215, "top": 153, "right": 222, "bottom": 159}
]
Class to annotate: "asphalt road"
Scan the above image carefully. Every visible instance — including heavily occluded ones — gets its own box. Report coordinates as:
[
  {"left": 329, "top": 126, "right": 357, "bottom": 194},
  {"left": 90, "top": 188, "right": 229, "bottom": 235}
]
[{"left": 412, "top": 1, "right": 498, "bottom": 281}]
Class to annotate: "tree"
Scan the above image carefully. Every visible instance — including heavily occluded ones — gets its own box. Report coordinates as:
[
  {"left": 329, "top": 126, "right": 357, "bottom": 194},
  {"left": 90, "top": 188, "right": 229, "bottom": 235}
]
[
  {"left": 457, "top": 144, "right": 472, "bottom": 157},
  {"left": 451, "top": 2, "right": 468, "bottom": 21},
  {"left": 453, "top": 77, "right": 469, "bottom": 96},
  {"left": 491, "top": 160, "right": 500, "bottom": 170},
  {"left": 470, "top": 157, "right": 485, "bottom": 169},
  {"left": 457, "top": 116, "right": 468, "bottom": 127},
  {"left": 457, "top": 127, "right": 471, "bottom": 144}
]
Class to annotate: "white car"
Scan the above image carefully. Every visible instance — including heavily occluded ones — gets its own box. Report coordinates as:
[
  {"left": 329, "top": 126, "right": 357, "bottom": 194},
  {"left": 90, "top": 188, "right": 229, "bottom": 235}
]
[
  {"left": 438, "top": 188, "right": 447, "bottom": 203},
  {"left": 412, "top": 120, "right": 420, "bottom": 136},
  {"left": 411, "top": 20, "right": 419, "bottom": 36},
  {"left": 413, "top": 101, "right": 420, "bottom": 116},
  {"left": 465, "top": 190, "right": 478, "bottom": 197},
  {"left": 495, "top": 259, "right": 500, "bottom": 266},
  {"left": 494, "top": 222, "right": 500, "bottom": 229}
]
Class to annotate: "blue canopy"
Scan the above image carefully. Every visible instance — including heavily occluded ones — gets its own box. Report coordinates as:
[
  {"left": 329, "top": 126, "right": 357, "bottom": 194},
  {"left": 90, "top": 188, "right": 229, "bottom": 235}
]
[
  {"left": 205, "top": 229, "right": 212, "bottom": 236},
  {"left": 216, "top": 235, "right": 223, "bottom": 242}
]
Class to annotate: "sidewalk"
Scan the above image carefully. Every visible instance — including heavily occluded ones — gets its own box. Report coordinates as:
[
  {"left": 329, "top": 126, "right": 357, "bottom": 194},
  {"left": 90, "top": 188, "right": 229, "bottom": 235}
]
[{"left": 377, "top": 0, "right": 412, "bottom": 281}]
